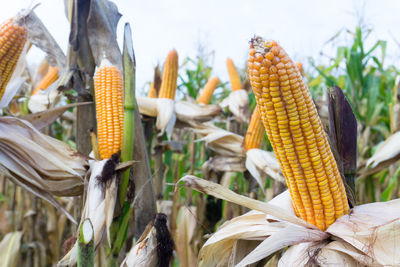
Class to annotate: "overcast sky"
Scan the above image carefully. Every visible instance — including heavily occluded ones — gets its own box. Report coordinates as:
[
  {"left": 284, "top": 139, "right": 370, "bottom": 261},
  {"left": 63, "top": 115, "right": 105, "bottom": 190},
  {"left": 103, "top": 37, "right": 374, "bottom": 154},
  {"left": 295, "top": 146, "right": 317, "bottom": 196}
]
[{"left": 2, "top": 0, "right": 400, "bottom": 95}]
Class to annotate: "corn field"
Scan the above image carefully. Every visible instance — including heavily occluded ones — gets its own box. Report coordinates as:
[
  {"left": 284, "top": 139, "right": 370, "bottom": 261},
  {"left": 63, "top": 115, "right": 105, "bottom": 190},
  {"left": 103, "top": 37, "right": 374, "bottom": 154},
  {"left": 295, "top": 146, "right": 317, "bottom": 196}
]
[{"left": 0, "top": 1, "right": 399, "bottom": 267}]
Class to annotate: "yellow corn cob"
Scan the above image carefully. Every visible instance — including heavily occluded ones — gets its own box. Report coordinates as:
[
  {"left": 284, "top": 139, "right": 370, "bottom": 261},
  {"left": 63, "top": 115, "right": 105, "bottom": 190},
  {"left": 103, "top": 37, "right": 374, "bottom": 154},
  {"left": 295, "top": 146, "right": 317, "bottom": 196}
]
[
  {"left": 94, "top": 64, "right": 124, "bottom": 160},
  {"left": 248, "top": 38, "right": 349, "bottom": 231},
  {"left": 226, "top": 58, "right": 242, "bottom": 91},
  {"left": 0, "top": 17, "right": 27, "bottom": 101},
  {"left": 32, "top": 66, "right": 59, "bottom": 95},
  {"left": 244, "top": 106, "right": 265, "bottom": 151},
  {"left": 158, "top": 49, "right": 178, "bottom": 100},
  {"left": 148, "top": 82, "right": 158, "bottom": 98},
  {"left": 197, "top": 77, "right": 219, "bottom": 104}
]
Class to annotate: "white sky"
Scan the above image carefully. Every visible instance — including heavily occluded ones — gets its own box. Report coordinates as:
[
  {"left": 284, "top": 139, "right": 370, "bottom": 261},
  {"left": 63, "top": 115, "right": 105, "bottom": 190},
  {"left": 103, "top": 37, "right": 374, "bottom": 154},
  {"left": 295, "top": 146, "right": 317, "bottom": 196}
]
[{"left": 2, "top": 0, "right": 400, "bottom": 95}]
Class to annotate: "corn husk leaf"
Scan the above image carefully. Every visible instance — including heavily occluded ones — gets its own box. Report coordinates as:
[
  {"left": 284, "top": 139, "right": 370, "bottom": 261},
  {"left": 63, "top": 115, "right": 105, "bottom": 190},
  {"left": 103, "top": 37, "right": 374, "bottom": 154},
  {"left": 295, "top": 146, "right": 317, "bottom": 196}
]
[
  {"left": 86, "top": 0, "right": 122, "bottom": 69},
  {"left": 245, "top": 149, "right": 285, "bottom": 190},
  {"left": 137, "top": 97, "right": 176, "bottom": 139},
  {"left": 182, "top": 176, "right": 400, "bottom": 266},
  {"left": 121, "top": 224, "right": 158, "bottom": 267},
  {"left": 327, "top": 85, "right": 357, "bottom": 196},
  {"left": 176, "top": 206, "right": 198, "bottom": 267},
  {"left": 179, "top": 176, "right": 314, "bottom": 229},
  {"left": 220, "top": 89, "right": 250, "bottom": 123},
  {"left": 204, "top": 156, "right": 246, "bottom": 173},
  {"left": 237, "top": 225, "right": 328, "bottom": 267},
  {"left": 28, "top": 86, "right": 61, "bottom": 113},
  {"left": 192, "top": 122, "right": 245, "bottom": 157},
  {"left": 25, "top": 11, "right": 66, "bottom": 70},
  {"left": 21, "top": 102, "right": 90, "bottom": 130},
  {"left": 365, "top": 131, "right": 400, "bottom": 171},
  {"left": 0, "top": 117, "right": 86, "bottom": 222},
  {"left": 0, "top": 231, "right": 23, "bottom": 267},
  {"left": 174, "top": 100, "right": 222, "bottom": 123},
  {"left": 229, "top": 239, "right": 262, "bottom": 267},
  {"left": 59, "top": 159, "right": 118, "bottom": 266}
]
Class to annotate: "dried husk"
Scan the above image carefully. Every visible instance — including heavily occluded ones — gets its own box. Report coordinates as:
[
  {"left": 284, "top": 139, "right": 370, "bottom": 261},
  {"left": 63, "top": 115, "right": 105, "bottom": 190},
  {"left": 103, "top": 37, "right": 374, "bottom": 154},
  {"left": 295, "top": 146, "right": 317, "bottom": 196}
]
[
  {"left": 245, "top": 149, "right": 285, "bottom": 189},
  {"left": 191, "top": 122, "right": 245, "bottom": 157},
  {"left": 365, "top": 131, "right": 400, "bottom": 171},
  {"left": 180, "top": 176, "right": 400, "bottom": 266},
  {"left": 121, "top": 224, "right": 158, "bottom": 267},
  {"left": 0, "top": 117, "right": 86, "bottom": 223},
  {"left": 0, "top": 231, "right": 23, "bottom": 267},
  {"left": 58, "top": 159, "right": 118, "bottom": 266},
  {"left": 219, "top": 89, "right": 250, "bottom": 123}
]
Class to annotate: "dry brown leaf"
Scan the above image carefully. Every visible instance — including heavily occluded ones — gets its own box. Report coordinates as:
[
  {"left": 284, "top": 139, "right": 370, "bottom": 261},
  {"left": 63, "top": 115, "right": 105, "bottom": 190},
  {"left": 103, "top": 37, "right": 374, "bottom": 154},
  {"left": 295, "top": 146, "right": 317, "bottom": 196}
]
[{"left": 21, "top": 102, "right": 91, "bottom": 130}]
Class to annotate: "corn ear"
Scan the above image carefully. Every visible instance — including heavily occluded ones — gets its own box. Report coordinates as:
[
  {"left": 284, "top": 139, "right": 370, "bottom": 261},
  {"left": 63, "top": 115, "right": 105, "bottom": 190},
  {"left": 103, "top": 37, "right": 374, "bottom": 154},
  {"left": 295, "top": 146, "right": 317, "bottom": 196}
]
[
  {"left": 226, "top": 58, "right": 242, "bottom": 91},
  {"left": 0, "top": 17, "right": 27, "bottom": 102},
  {"left": 32, "top": 66, "right": 59, "bottom": 95},
  {"left": 197, "top": 77, "right": 219, "bottom": 104},
  {"left": 148, "top": 82, "right": 158, "bottom": 98},
  {"left": 158, "top": 49, "right": 178, "bottom": 100},
  {"left": 248, "top": 38, "right": 349, "bottom": 230},
  {"left": 244, "top": 106, "right": 264, "bottom": 151},
  {"left": 94, "top": 62, "right": 124, "bottom": 159}
]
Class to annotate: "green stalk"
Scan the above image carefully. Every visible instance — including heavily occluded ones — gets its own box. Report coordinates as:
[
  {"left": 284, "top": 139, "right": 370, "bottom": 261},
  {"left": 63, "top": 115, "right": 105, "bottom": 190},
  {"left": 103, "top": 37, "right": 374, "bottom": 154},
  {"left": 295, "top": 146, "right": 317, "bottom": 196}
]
[
  {"left": 119, "top": 23, "right": 136, "bottom": 205},
  {"left": 77, "top": 218, "right": 94, "bottom": 267}
]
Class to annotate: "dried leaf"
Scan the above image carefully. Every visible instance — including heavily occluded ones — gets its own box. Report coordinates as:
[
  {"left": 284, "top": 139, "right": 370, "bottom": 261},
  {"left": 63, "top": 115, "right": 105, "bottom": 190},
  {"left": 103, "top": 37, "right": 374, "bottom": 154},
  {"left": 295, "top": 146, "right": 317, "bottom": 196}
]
[
  {"left": 0, "top": 231, "right": 23, "bottom": 267},
  {"left": 0, "top": 117, "right": 86, "bottom": 222},
  {"left": 87, "top": 0, "right": 122, "bottom": 69},
  {"left": 179, "top": 175, "right": 315, "bottom": 229},
  {"left": 25, "top": 11, "right": 66, "bottom": 69},
  {"left": 21, "top": 102, "right": 91, "bottom": 130}
]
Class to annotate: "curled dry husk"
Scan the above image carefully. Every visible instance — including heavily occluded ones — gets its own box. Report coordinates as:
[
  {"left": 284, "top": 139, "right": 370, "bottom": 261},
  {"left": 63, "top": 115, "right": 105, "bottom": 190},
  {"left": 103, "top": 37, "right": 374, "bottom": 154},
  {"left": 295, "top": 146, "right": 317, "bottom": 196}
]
[
  {"left": 245, "top": 149, "right": 285, "bottom": 189},
  {"left": 219, "top": 89, "right": 250, "bottom": 123},
  {"left": 365, "top": 131, "right": 400, "bottom": 170},
  {"left": 58, "top": 158, "right": 117, "bottom": 266},
  {"left": 28, "top": 83, "right": 62, "bottom": 113},
  {"left": 0, "top": 117, "right": 86, "bottom": 222},
  {"left": 179, "top": 175, "right": 400, "bottom": 267},
  {"left": 191, "top": 122, "right": 245, "bottom": 157},
  {"left": 137, "top": 96, "right": 221, "bottom": 138},
  {"left": 0, "top": 231, "right": 23, "bottom": 267},
  {"left": 120, "top": 223, "right": 158, "bottom": 267},
  {"left": 137, "top": 96, "right": 176, "bottom": 138}
]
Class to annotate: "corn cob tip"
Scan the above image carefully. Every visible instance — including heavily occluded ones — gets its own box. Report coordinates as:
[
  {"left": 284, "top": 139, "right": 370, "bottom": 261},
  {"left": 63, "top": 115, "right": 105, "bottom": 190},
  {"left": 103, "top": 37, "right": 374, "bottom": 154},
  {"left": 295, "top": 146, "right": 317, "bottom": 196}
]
[
  {"left": 158, "top": 49, "right": 179, "bottom": 100},
  {"left": 226, "top": 58, "right": 243, "bottom": 91}
]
